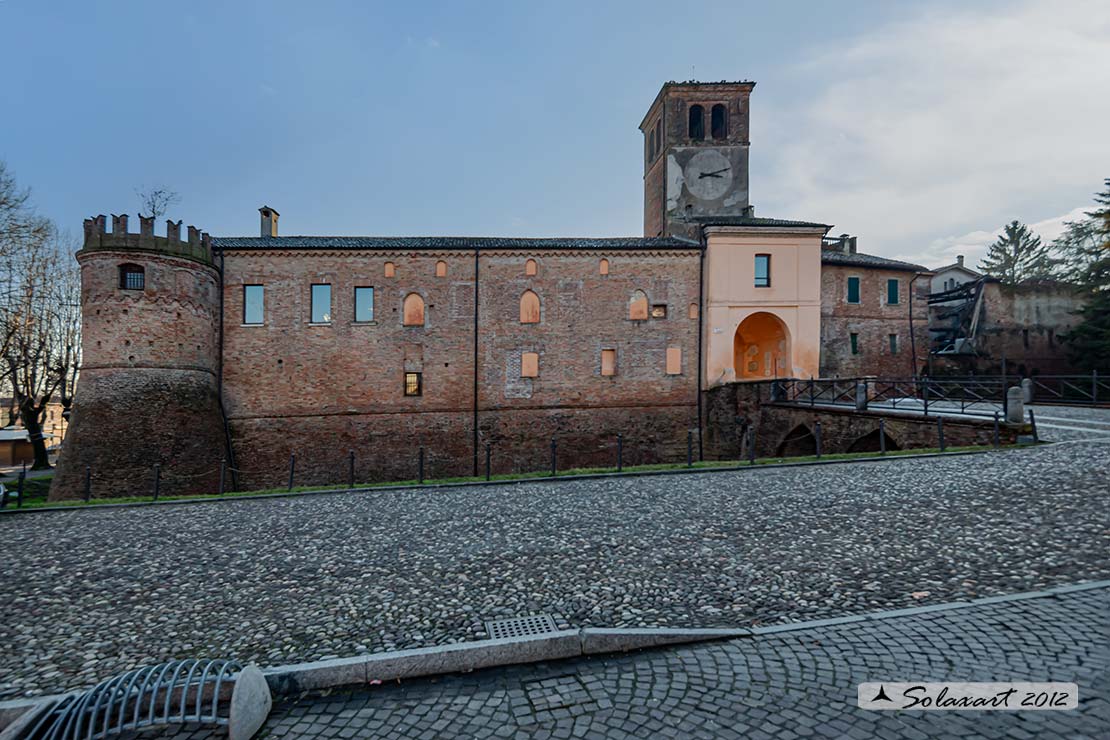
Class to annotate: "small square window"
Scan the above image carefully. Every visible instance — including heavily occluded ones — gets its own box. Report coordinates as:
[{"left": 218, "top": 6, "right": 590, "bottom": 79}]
[
  {"left": 651, "top": 304, "right": 667, "bottom": 319},
  {"left": 521, "top": 352, "right": 539, "bottom": 378},
  {"left": 404, "top": 372, "right": 422, "bottom": 396},
  {"left": 754, "top": 254, "right": 771, "bottom": 288},
  {"left": 311, "top": 284, "right": 332, "bottom": 323},
  {"left": 847, "top": 277, "right": 860, "bottom": 304},
  {"left": 243, "top": 285, "right": 264, "bottom": 324},
  {"left": 119, "top": 265, "right": 145, "bottom": 290},
  {"left": 354, "top": 287, "right": 374, "bottom": 322}
]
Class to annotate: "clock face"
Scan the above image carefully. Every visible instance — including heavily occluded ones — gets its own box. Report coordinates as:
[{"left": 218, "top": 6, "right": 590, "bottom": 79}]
[{"left": 684, "top": 149, "right": 733, "bottom": 201}]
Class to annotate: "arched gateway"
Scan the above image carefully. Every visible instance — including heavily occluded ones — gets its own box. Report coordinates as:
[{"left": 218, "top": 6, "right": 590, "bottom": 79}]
[{"left": 734, "top": 312, "right": 791, "bottom": 379}]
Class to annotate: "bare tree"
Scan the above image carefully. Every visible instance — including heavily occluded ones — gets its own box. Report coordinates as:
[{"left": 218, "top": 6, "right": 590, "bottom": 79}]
[
  {"left": 135, "top": 184, "right": 181, "bottom": 220},
  {"left": 0, "top": 163, "right": 81, "bottom": 469}
]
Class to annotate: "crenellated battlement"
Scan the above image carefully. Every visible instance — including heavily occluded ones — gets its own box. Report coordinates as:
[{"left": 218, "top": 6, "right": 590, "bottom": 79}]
[{"left": 81, "top": 213, "right": 215, "bottom": 265}]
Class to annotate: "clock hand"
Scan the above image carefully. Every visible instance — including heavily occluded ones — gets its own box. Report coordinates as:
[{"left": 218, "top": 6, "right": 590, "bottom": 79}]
[{"left": 698, "top": 167, "right": 730, "bottom": 178}]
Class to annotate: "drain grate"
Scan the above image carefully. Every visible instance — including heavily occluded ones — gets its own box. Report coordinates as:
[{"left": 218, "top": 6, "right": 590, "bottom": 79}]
[{"left": 485, "top": 614, "right": 558, "bottom": 640}]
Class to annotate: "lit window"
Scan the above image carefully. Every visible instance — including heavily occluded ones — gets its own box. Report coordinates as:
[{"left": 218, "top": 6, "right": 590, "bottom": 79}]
[
  {"left": 629, "top": 290, "right": 648, "bottom": 320},
  {"left": 520, "top": 290, "right": 540, "bottom": 324},
  {"left": 435, "top": 260, "right": 447, "bottom": 277},
  {"left": 601, "top": 349, "right": 616, "bottom": 377},
  {"left": 354, "top": 287, "right": 374, "bottom": 322},
  {"left": 243, "top": 285, "right": 264, "bottom": 324},
  {"left": 525, "top": 258, "right": 537, "bottom": 276},
  {"left": 887, "top": 279, "right": 900, "bottom": 305},
  {"left": 599, "top": 258, "right": 610, "bottom": 276},
  {"left": 311, "top": 284, "right": 331, "bottom": 323},
  {"left": 847, "top": 276, "right": 860, "bottom": 304},
  {"left": 666, "top": 347, "right": 682, "bottom": 375},
  {"left": 850, "top": 333, "right": 860, "bottom": 355},
  {"left": 754, "top": 254, "right": 771, "bottom": 288},
  {"left": 403, "top": 293, "right": 425, "bottom": 326},
  {"left": 521, "top": 352, "right": 539, "bottom": 378},
  {"left": 404, "top": 372, "right": 422, "bottom": 396},
  {"left": 384, "top": 262, "right": 395, "bottom": 278},
  {"left": 119, "top": 264, "right": 144, "bottom": 290},
  {"left": 889, "top": 334, "right": 898, "bottom": 354}
]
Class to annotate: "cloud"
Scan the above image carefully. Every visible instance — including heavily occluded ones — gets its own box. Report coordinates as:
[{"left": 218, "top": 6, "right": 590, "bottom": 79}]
[{"left": 760, "top": 0, "right": 1110, "bottom": 263}]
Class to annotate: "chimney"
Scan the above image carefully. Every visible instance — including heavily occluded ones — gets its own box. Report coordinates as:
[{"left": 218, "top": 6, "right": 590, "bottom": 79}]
[
  {"left": 259, "top": 206, "right": 279, "bottom": 238},
  {"left": 956, "top": 255, "right": 964, "bottom": 266},
  {"left": 848, "top": 236, "right": 857, "bottom": 254}
]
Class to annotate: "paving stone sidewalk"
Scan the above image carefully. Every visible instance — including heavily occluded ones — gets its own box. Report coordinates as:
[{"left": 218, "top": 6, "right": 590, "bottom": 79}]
[{"left": 161, "top": 583, "right": 1110, "bottom": 738}]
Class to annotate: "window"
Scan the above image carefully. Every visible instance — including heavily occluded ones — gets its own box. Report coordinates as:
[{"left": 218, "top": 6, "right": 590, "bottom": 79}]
[
  {"left": 403, "top": 293, "right": 425, "bottom": 326},
  {"left": 711, "top": 104, "right": 727, "bottom": 140},
  {"left": 243, "top": 285, "right": 264, "bottom": 324},
  {"left": 435, "top": 260, "right": 447, "bottom": 277},
  {"left": 648, "top": 128, "right": 657, "bottom": 161},
  {"left": 525, "top": 258, "right": 537, "bottom": 276},
  {"left": 521, "top": 352, "right": 539, "bottom": 378},
  {"left": 666, "top": 347, "right": 682, "bottom": 375},
  {"left": 754, "top": 254, "right": 771, "bottom": 288},
  {"left": 651, "top": 304, "right": 667, "bottom": 319},
  {"left": 889, "top": 333, "right": 898, "bottom": 354},
  {"left": 310, "top": 284, "right": 332, "bottom": 323},
  {"left": 599, "top": 258, "right": 610, "bottom": 276},
  {"left": 404, "top": 372, "right": 422, "bottom": 397},
  {"left": 119, "top": 264, "right": 145, "bottom": 290},
  {"left": 601, "top": 349, "right": 616, "bottom": 377},
  {"left": 688, "top": 104, "right": 705, "bottom": 140},
  {"left": 850, "top": 333, "right": 859, "bottom": 355},
  {"left": 354, "top": 287, "right": 374, "bottom": 322},
  {"left": 654, "top": 119, "right": 662, "bottom": 154},
  {"left": 520, "top": 290, "right": 540, "bottom": 323},
  {"left": 688, "top": 303, "right": 698, "bottom": 319},
  {"left": 847, "top": 276, "right": 860, "bottom": 304},
  {"left": 384, "top": 262, "right": 395, "bottom": 278},
  {"left": 629, "top": 290, "right": 649, "bottom": 320},
  {"left": 887, "top": 279, "right": 900, "bottom": 305}
]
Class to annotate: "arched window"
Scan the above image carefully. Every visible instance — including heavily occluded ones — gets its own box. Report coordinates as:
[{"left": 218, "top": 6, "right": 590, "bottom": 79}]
[
  {"left": 384, "top": 262, "right": 395, "bottom": 278},
  {"left": 525, "top": 258, "right": 537, "bottom": 276},
  {"left": 688, "top": 105, "right": 704, "bottom": 140},
  {"left": 687, "top": 302, "right": 698, "bottom": 319},
  {"left": 711, "top": 104, "right": 727, "bottom": 140},
  {"left": 629, "top": 290, "right": 648, "bottom": 320},
  {"left": 403, "top": 293, "right": 425, "bottom": 326},
  {"left": 435, "top": 260, "right": 447, "bottom": 277},
  {"left": 599, "top": 258, "right": 610, "bottom": 276},
  {"left": 519, "top": 290, "right": 540, "bottom": 324},
  {"left": 119, "top": 264, "right": 145, "bottom": 290}
]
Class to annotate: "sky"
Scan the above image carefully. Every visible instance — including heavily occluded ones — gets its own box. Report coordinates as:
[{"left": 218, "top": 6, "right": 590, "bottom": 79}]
[{"left": 2, "top": 0, "right": 1108, "bottom": 269}]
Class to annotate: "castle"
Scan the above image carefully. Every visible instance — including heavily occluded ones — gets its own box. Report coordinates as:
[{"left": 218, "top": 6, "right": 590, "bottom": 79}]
[{"left": 50, "top": 81, "right": 931, "bottom": 500}]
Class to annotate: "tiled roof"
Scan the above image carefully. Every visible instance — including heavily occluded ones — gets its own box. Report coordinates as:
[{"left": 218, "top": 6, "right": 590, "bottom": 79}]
[
  {"left": 693, "top": 215, "right": 831, "bottom": 229},
  {"left": 211, "top": 236, "right": 699, "bottom": 251},
  {"left": 820, "top": 250, "right": 928, "bottom": 272}
]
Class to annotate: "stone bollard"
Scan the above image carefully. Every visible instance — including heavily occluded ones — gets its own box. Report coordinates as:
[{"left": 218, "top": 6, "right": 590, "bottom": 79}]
[
  {"left": 1006, "top": 386, "right": 1024, "bottom": 424},
  {"left": 1021, "top": 378, "right": 1033, "bottom": 404},
  {"left": 855, "top": 381, "right": 868, "bottom": 411}
]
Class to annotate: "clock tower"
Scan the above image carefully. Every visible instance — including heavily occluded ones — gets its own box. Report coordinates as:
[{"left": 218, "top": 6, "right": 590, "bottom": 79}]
[{"left": 640, "top": 81, "right": 755, "bottom": 239}]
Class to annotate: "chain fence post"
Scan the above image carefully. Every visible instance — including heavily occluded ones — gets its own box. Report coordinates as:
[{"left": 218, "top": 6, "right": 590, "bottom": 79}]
[
  {"left": 287, "top": 453, "right": 295, "bottom": 491},
  {"left": 348, "top": 449, "right": 355, "bottom": 489},
  {"left": 617, "top": 433, "right": 623, "bottom": 472},
  {"left": 153, "top": 464, "right": 161, "bottom": 501},
  {"left": 1094, "top": 370, "right": 1099, "bottom": 405},
  {"left": 993, "top": 411, "right": 1000, "bottom": 449},
  {"left": 16, "top": 463, "right": 25, "bottom": 508},
  {"left": 937, "top": 417, "right": 946, "bottom": 452},
  {"left": 418, "top": 446, "right": 425, "bottom": 484},
  {"left": 485, "top": 443, "right": 492, "bottom": 481},
  {"left": 84, "top": 465, "right": 91, "bottom": 502},
  {"left": 922, "top": 376, "right": 930, "bottom": 416},
  {"left": 550, "top": 437, "right": 557, "bottom": 477},
  {"left": 219, "top": 459, "right": 226, "bottom": 496},
  {"left": 748, "top": 426, "right": 756, "bottom": 466},
  {"left": 1029, "top": 408, "right": 1039, "bottom": 443},
  {"left": 686, "top": 430, "right": 693, "bottom": 467},
  {"left": 814, "top": 421, "right": 822, "bottom": 459},
  {"left": 809, "top": 376, "right": 815, "bottom": 407},
  {"left": 879, "top": 419, "right": 887, "bottom": 455}
]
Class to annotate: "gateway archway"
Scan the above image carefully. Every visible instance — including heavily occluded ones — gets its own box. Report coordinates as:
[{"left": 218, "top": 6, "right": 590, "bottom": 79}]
[{"left": 734, "top": 312, "right": 791, "bottom": 380}]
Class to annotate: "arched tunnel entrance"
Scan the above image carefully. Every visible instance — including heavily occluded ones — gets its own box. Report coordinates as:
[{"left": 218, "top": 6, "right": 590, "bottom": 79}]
[{"left": 734, "top": 312, "right": 791, "bottom": 380}]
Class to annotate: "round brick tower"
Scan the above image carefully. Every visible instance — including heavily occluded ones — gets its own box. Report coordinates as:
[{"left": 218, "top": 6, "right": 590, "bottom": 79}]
[{"left": 49, "top": 214, "right": 228, "bottom": 500}]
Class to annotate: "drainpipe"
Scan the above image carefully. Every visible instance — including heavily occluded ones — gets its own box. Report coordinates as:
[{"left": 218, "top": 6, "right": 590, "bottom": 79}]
[
  {"left": 908, "top": 272, "right": 921, "bottom": 380},
  {"left": 472, "top": 247, "right": 480, "bottom": 476},
  {"left": 697, "top": 231, "right": 705, "bottom": 461}
]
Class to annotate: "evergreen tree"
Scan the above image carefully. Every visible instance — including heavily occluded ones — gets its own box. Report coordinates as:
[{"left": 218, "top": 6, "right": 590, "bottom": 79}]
[
  {"left": 979, "top": 220, "right": 1059, "bottom": 284},
  {"left": 1063, "top": 179, "right": 1110, "bottom": 370}
]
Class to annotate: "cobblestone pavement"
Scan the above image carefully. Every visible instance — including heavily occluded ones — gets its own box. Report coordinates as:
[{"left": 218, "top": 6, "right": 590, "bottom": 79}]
[
  {"left": 1, "top": 410, "right": 1109, "bottom": 698},
  {"left": 151, "top": 584, "right": 1110, "bottom": 739}
]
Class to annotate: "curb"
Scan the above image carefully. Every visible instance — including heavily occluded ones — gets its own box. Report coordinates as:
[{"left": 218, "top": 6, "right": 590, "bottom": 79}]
[{"left": 0, "top": 446, "right": 1019, "bottom": 516}]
